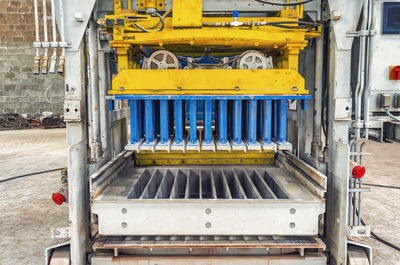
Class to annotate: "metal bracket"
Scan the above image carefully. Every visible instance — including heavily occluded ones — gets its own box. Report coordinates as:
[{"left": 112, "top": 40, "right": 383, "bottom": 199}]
[
  {"left": 346, "top": 30, "right": 377, "bottom": 37},
  {"left": 33, "top": 41, "right": 71, "bottom": 48},
  {"left": 352, "top": 121, "right": 364, "bottom": 129},
  {"left": 348, "top": 225, "right": 371, "bottom": 237},
  {"left": 348, "top": 188, "right": 370, "bottom": 193},
  {"left": 51, "top": 227, "right": 71, "bottom": 239},
  {"left": 138, "top": 0, "right": 165, "bottom": 10},
  {"left": 349, "top": 152, "right": 372, "bottom": 156},
  {"left": 334, "top": 98, "right": 352, "bottom": 120},
  {"left": 64, "top": 99, "right": 82, "bottom": 121}
]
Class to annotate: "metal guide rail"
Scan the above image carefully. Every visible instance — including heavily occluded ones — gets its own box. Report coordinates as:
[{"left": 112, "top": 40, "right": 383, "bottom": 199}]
[{"left": 91, "top": 165, "right": 325, "bottom": 236}]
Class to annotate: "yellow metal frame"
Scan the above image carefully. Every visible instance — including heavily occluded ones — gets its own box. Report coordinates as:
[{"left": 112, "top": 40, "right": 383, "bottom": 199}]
[
  {"left": 106, "top": 0, "right": 320, "bottom": 163},
  {"left": 135, "top": 151, "right": 275, "bottom": 166},
  {"left": 104, "top": 0, "right": 321, "bottom": 80},
  {"left": 110, "top": 69, "right": 306, "bottom": 95}
]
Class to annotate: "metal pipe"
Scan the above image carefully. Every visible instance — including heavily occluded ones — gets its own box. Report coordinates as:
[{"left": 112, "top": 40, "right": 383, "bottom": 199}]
[
  {"left": 57, "top": 0, "right": 65, "bottom": 74},
  {"left": 350, "top": 0, "right": 369, "bottom": 160},
  {"left": 348, "top": 179, "right": 353, "bottom": 225},
  {"left": 88, "top": 20, "right": 102, "bottom": 161},
  {"left": 352, "top": 179, "right": 357, "bottom": 226},
  {"left": 65, "top": 41, "right": 89, "bottom": 265},
  {"left": 49, "top": 0, "right": 57, "bottom": 73},
  {"left": 312, "top": 27, "right": 324, "bottom": 161},
  {"left": 33, "top": 0, "right": 41, "bottom": 74},
  {"left": 98, "top": 52, "right": 112, "bottom": 162},
  {"left": 359, "top": 0, "right": 374, "bottom": 164},
  {"left": 357, "top": 178, "right": 363, "bottom": 225},
  {"left": 41, "top": 0, "right": 49, "bottom": 74}
]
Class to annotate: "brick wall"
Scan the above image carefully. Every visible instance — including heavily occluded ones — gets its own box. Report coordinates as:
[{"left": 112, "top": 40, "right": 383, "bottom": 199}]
[{"left": 0, "top": 0, "right": 64, "bottom": 115}]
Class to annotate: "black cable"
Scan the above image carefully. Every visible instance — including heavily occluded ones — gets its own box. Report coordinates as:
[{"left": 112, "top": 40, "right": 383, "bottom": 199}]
[
  {"left": 353, "top": 201, "right": 400, "bottom": 252},
  {"left": 363, "top": 183, "right": 400, "bottom": 190},
  {"left": 360, "top": 216, "right": 400, "bottom": 252},
  {"left": 0, "top": 168, "right": 64, "bottom": 184},
  {"left": 254, "top": 0, "right": 314, "bottom": 6}
]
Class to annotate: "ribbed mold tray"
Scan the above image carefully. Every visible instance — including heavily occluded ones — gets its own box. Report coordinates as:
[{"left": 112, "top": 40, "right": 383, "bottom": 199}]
[{"left": 92, "top": 166, "right": 325, "bottom": 236}]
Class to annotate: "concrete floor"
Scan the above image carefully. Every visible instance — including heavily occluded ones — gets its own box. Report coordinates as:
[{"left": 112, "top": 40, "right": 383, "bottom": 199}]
[{"left": 0, "top": 128, "right": 399, "bottom": 265}]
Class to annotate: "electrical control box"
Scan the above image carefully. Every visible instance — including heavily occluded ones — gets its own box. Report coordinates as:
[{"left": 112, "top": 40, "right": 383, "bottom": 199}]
[{"left": 382, "top": 2, "right": 400, "bottom": 34}]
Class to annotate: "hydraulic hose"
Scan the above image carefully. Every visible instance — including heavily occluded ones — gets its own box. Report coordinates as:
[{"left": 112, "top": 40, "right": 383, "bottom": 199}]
[
  {"left": 385, "top": 109, "right": 400, "bottom": 122},
  {"left": 135, "top": 11, "right": 164, "bottom": 32},
  {"left": 0, "top": 168, "right": 65, "bottom": 184}
]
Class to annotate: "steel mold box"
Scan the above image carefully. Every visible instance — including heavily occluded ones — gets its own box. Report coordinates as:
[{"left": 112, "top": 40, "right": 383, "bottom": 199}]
[{"left": 91, "top": 166, "right": 325, "bottom": 236}]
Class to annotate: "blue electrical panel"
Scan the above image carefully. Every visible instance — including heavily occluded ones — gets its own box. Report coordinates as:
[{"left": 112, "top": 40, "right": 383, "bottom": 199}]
[{"left": 382, "top": 2, "right": 400, "bottom": 34}]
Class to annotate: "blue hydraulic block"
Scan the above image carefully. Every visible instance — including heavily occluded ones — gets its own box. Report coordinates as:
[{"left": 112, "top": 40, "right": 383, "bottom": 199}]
[
  {"left": 174, "top": 100, "right": 184, "bottom": 144},
  {"left": 262, "top": 100, "right": 272, "bottom": 144},
  {"left": 108, "top": 100, "right": 115, "bottom": 111},
  {"left": 128, "top": 100, "right": 141, "bottom": 144},
  {"left": 218, "top": 100, "right": 228, "bottom": 144},
  {"left": 232, "top": 100, "right": 242, "bottom": 144},
  {"left": 159, "top": 100, "right": 169, "bottom": 144},
  {"left": 273, "top": 100, "right": 278, "bottom": 139},
  {"left": 144, "top": 100, "right": 155, "bottom": 143},
  {"left": 248, "top": 99, "right": 258, "bottom": 144},
  {"left": 189, "top": 100, "right": 197, "bottom": 144},
  {"left": 204, "top": 100, "right": 212, "bottom": 144},
  {"left": 277, "top": 100, "right": 288, "bottom": 143}
]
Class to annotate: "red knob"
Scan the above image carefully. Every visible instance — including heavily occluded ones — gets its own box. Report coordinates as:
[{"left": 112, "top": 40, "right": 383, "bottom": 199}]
[
  {"left": 52, "top": 193, "right": 66, "bottom": 205},
  {"left": 352, "top": 165, "right": 366, "bottom": 179},
  {"left": 391, "top": 66, "right": 400, "bottom": 80}
]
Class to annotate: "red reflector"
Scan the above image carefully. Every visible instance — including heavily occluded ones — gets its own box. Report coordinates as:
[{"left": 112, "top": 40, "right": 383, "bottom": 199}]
[
  {"left": 52, "top": 193, "right": 65, "bottom": 205},
  {"left": 352, "top": 165, "right": 366, "bottom": 179},
  {"left": 391, "top": 66, "right": 400, "bottom": 80}
]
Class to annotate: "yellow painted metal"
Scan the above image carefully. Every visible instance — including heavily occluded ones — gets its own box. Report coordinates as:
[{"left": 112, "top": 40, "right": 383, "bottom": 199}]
[
  {"left": 138, "top": 0, "right": 164, "bottom": 10},
  {"left": 135, "top": 151, "right": 275, "bottom": 166},
  {"left": 114, "top": 0, "right": 122, "bottom": 14},
  {"left": 156, "top": 0, "right": 165, "bottom": 10},
  {"left": 110, "top": 69, "right": 306, "bottom": 95},
  {"left": 173, "top": 0, "right": 202, "bottom": 28}
]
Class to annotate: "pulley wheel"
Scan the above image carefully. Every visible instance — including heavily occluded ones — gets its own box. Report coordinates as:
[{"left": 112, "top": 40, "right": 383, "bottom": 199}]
[
  {"left": 148, "top": 50, "right": 180, "bottom": 69},
  {"left": 236, "top": 50, "right": 269, "bottom": 69}
]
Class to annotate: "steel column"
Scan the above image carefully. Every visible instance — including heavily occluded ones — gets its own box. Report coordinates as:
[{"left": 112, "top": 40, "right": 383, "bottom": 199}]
[
  {"left": 65, "top": 41, "right": 89, "bottom": 265},
  {"left": 98, "top": 51, "right": 111, "bottom": 162},
  {"left": 88, "top": 20, "right": 101, "bottom": 161},
  {"left": 312, "top": 26, "right": 324, "bottom": 160}
]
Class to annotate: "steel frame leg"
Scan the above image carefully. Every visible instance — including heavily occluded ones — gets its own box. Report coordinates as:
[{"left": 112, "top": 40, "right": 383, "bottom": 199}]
[{"left": 65, "top": 42, "right": 89, "bottom": 265}]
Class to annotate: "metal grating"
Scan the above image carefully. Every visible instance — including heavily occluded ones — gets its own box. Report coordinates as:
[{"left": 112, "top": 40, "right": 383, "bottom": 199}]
[
  {"left": 125, "top": 168, "right": 291, "bottom": 200},
  {"left": 93, "top": 235, "right": 325, "bottom": 250}
]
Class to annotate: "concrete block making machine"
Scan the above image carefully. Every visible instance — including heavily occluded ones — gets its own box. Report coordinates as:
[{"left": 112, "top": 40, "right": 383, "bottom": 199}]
[{"left": 32, "top": 0, "right": 400, "bottom": 264}]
